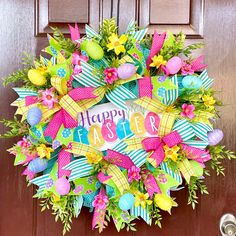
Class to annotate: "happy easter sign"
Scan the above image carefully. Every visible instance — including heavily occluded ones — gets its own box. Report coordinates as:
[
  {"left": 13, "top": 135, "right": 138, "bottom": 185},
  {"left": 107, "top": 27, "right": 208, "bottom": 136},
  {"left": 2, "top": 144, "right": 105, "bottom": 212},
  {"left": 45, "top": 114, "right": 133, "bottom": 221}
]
[{"left": 73, "top": 101, "right": 160, "bottom": 150}]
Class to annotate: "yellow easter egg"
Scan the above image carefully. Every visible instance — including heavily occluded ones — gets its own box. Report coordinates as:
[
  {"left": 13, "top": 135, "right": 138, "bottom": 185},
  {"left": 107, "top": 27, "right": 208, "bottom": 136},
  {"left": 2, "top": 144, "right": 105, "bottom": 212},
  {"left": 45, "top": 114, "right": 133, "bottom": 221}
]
[
  {"left": 88, "top": 124, "right": 105, "bottom": 148},
  {"left": 130, "top": 112, "right": 145, "bottom": 135},
  {"left": 28, "top": 69, "right": 47, "bottom": 86},
  {"left": 154, "top": 194, "right": 177, "bottom": 212}
]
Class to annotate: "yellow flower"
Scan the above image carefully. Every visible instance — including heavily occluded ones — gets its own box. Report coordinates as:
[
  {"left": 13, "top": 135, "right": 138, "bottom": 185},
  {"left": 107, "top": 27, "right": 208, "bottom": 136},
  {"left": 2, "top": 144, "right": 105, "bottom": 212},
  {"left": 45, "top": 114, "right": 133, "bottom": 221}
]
[
  {"left": 163, "top": 145, "right": 180, "bottom": 162},
  {"left": 37, "top": 144, "right": 53, "bottom": 159},
  {"left": 202, "top": 95, "right": 216, "bottom": 110},
  {"left": 86, "top": 152, "right": 103, "bottom": 164},
  {"left": 150, "top": 55, "right": 167, "bottom": 69},
  {"left": 107, "top": 33, "right": 128, "bottom": 55},
  {"left": 52, "top": 194, "right": 60, "bottom": 202},
  {"left": 154, "top": 193, "right": 178, "bottom": 213},
  {"left": 134, "top": 192, "right": 152, "bottom": 209}
]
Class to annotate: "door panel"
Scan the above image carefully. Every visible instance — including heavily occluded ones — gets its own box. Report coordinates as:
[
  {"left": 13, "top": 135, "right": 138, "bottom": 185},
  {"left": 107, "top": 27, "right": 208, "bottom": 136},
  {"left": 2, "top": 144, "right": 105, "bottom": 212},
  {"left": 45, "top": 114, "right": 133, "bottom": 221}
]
[{"left": 0, "top": 0, "right": 235, "bottom": 235}]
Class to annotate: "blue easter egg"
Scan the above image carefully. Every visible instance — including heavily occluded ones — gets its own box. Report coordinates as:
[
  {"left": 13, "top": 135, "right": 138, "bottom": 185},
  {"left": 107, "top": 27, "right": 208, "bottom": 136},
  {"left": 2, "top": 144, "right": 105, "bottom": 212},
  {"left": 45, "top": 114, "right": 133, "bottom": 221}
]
[
  {"left": 182, "top": 75, "right": 203, "bottom": 89},
  {"left": 73, "top": 126, "right": 89, "bottom": 144},
  {"left": 116, "top": 119, "right": 132, "bottom": 140},
  {"left": 28, "top": 158, "right": 48, "bottom": 173},
  {"left": 118, "top": 193, "right": 135, "bottom": 211},
  {"left": 27, "top": 107, "right": 42, "bottom": 126}
]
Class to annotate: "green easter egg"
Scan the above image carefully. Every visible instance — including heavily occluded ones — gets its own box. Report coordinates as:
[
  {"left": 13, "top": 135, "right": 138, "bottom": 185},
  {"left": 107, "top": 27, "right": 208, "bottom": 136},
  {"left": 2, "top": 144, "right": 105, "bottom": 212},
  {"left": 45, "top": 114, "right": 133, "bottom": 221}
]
[
  {"left": 80, "top": 40, "right": 88, "bottom": 51},
  {"left": 85, "top": 41, "right": 104, "bottom": 60}
]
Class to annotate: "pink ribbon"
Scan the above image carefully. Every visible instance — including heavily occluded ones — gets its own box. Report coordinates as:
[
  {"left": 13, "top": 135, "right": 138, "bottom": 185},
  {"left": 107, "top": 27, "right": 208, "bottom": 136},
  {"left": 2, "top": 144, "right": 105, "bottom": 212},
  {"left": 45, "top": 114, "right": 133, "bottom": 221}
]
[
  {"left": 97, "top": 172, "right": 112, "bottom": 183},
  {"left": 58, "top": 149, "right": 71, "bottom": 178},
  {"left": 142, "top": 131, "right": 209, "bottom": 167},
  {"left": 103, "top": 150, "right": 134, "bottom": 169},
  {"left": 141, "top": 169, "right": 161, "bottom": 198},
  {"left": 146, "top": 31, "right": 166, "bottom": 70},
  {"left": 138, "top": 77, "right": 153, "bottom": 98},
  {"left": 22, "top": 168, "right": 35, "bottom": 180},
  {"left": 69, "top": 23, "right": 80, "bottom": 43},
  {"left": 25, "top": 96, "right": 39, "bottom": 106},
  {"left": 44, "top": 87, "right": 97, "bottom": 140},
  {"left": 190, "top": 55, "right": 207, "bottom": 71}
]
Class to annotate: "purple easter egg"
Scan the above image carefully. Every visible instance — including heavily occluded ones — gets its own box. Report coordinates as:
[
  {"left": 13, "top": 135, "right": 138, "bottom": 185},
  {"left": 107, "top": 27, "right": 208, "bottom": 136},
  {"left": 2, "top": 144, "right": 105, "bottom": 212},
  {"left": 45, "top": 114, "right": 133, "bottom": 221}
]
[
  {"left": 117, "top": 63, "right": 136, "bottom": 79},
  {"left": 27, "top": 107, "right": 42, "bottom": 126},
  {"left": 207, "top": 129, "right": 224, "bottom": 146},
  {"left": 166, "top": 56, "right": 182, "bottom": 74},
  {"left": 28, "top": 157, "right": 48, "bottom": 173},
  {"left": 55, "top": 178, "right": 70, "bottom": 195}
]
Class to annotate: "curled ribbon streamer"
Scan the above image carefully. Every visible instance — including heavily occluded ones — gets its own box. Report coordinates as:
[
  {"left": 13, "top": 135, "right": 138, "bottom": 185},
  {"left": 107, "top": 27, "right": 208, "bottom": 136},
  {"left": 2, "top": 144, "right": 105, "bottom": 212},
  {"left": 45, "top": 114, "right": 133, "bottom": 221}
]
[
  {"left": 141, "top": 169, "right": 161, "bottom": 198},
  {"left": 44, "top": 87, "right": 97, "bottom": 140}
]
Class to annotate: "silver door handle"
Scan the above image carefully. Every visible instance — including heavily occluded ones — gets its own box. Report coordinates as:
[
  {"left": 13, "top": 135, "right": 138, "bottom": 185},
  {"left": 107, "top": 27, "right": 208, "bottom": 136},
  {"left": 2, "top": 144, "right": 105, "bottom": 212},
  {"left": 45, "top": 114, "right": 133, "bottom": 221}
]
[{"left": 220, "top": 214, "right": 236, "bottom": 236}]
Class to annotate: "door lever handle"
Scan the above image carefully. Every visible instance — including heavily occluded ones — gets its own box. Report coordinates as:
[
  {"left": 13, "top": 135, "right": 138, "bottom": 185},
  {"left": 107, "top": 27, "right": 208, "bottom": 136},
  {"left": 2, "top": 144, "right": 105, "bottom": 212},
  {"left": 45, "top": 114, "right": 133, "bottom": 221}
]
[{"left": 220, "top": 214, "right": 236, "bottom": 236}]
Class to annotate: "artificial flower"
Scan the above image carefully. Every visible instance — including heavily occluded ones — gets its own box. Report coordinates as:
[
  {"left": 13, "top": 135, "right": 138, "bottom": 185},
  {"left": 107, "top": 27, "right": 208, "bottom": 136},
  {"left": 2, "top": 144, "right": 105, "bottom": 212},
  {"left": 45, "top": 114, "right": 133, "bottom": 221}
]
[
  {"left": 181, "top": 103, "right": 195, "bottom": 119},
  {"left": 128, "top": 165, "right": 141, "bottom": 182},
  {"left": 107, "top": 33, "right": 128, "bottom": 55},
  {"left": 150, "top": 55, "right": 167, "bottom": 69},
  {"left": 104, "top": 68, "right": 118, "bottom": 84},
  {"left": 92, "top": 193, "right": 109, "bottom": 210},
  {"left": 39, "top": 88, "right": 58, "bottom": 109},
  {"left": 72, "top": 52, "right": 88, "bottom": 75},
  {"left": 202, "top": 95, "right": 216, "bottom": 110},
  {"left": 17, "top": 137, "right": 31, "bottom": 148},
  {"left": 163, "top": 145, "right": 180, "bottom": 162},
  {"left": 154, "top": 193, "right": 178, "bottom": 213},
  {"left": 134, "top": 191, "right": 152, "bottom": 209},
  {"left": 181, "top": 61, "right": 195, "bottom": 75},
  {"left": 37, "top": 144, "right": 53, "bottom": 160},
  {"left": 86, "top": 153, "right": 103, "bottom": 164}
]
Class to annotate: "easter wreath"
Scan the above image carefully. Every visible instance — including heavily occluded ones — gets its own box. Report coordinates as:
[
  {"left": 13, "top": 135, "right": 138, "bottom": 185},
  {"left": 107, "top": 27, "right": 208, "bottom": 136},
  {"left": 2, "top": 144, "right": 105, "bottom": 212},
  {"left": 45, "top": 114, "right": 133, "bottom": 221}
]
[{"left": 1, "top": 19, "right": 235, "bottom": 234}]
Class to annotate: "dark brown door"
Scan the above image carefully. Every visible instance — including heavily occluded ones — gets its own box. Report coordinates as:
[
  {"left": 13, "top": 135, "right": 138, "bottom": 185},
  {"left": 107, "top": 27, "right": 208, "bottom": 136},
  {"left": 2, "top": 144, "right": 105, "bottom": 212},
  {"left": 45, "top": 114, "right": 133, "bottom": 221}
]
[{"left": 0, "top": 0, "right": 235, "bottom": 235}]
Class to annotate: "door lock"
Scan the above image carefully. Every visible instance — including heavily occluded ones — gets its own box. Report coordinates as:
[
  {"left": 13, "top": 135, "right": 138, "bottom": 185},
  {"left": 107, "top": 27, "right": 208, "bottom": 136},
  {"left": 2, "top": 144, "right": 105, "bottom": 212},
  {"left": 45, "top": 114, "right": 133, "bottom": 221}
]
[{"left": 220, "top": 214, "right": 236, "bottom": 236}]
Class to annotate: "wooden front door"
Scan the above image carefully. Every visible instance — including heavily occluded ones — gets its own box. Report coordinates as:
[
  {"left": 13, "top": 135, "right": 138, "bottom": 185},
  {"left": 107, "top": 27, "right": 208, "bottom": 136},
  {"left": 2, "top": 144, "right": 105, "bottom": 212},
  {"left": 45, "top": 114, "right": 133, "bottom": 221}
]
[{"left": 0, "top": 0, "right": 235, "bottom": 235}]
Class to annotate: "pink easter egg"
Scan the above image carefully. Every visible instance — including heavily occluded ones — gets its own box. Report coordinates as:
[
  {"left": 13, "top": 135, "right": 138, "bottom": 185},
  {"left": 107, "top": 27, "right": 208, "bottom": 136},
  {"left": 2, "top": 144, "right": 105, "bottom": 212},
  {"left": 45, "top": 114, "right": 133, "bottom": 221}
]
[
  {"left": 55, "top": 178, "right": 70, "bottom": 195},
  {"left": 166, "top": 56, "right": 182, "bottom": 74},
  {"left": 101, "top": 119, "right": 118, "bottom": 142},
  {"left": 145, "top": 112, "right": 160, "bottom": 135},
  {"left": 207, "top": 129, "right": 224, "bottom": 146}
]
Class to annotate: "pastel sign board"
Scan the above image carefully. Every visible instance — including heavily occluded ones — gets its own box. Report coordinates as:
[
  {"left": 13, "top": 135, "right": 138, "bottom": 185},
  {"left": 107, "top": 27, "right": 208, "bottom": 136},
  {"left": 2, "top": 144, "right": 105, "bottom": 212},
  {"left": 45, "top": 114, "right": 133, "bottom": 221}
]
[{"left": 72, "top": 101, "right": 161, "bottom": 151}]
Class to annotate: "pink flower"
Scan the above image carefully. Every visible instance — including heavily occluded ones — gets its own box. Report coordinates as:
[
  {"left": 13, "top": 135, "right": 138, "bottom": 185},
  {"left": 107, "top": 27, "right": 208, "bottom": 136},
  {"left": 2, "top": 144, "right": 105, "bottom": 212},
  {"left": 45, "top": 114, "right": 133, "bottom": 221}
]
[
  {"left": 17, "top": 137, "right": 31, "bottom": 148},
  {"left": 181, "top": 61, "right": 194, "bottom": 75},
  {"left": 181, "top": 103, "right": 195, "bottom": 119},
  {"left": 72, "top": 52, "right": 88, "bottom": 75},
  {"left": 92, "top": 193, "right": 109, "bottom": 210},
  {"left": 40, "top": 88, "right": 58, "bottom": 109},
  {"left": 128, "top": 165, "right": 141, "bottom": 182},
  {"left": 104, "top": 68, "right": 118, "bottom": 84}
]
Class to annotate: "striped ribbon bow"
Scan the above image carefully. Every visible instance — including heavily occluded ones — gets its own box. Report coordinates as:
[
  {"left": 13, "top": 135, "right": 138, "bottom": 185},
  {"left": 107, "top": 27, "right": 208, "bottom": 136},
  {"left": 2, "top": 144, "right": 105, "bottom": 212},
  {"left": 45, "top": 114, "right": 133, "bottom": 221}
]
[{"left": 44, "top": 87, "right": 96, "bottom": 140}]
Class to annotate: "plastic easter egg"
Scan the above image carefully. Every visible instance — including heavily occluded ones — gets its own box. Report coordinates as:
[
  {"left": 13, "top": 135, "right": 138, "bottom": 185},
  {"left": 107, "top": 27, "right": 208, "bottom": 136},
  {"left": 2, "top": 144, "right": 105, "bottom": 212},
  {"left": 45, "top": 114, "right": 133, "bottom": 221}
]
[
  {"left": 166, "top": 56, "right": 182, "bottom": 74},
  {"left": 27, "top": 107, "right": 42, "bottom": 126},
  {"left": 55, "top": 178, "right": 70, "bottom": 196},
  {"left": 28, "top": 158, "right": 48, "bottom": 173},
  {"left": 85, "top": 41, "right": 104, "bottom": 60},
  {"left": 207, "top": 129, "right": 224, "bottom": 146},
  {"left": 182, "top": 75, "right": 203, "bottom": 89},
  {"left": 28, "top": 69, "right": 47, "bottom": 86},
  {"left": 117, "top": 63, "right": 136, "bottom": 79},
  {"left": 118, "top": 193, "right": 135, "bottom": 211}
]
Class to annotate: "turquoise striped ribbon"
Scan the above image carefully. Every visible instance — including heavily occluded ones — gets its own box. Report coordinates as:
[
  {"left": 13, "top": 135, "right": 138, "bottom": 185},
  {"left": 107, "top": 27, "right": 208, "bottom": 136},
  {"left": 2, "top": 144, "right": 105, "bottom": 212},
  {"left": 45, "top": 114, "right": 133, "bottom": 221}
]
[
  {"left": 160, "top": 162, "right": 182, "bottom": 184},
  {"left": 85, "top": 25, "right": 102, "bottom": 40},
  {"left": 199, "top": 69, "right": 213, "bottom": 89},
  {"left": 63, "top": 157, "right": 93, "bottom": 181},
  {"left": 162, "top": 75, "right": 179, "bottom": 105},
  {"left": 30, "top": 174, "right": 50, "bottom": 191},
  {"left": 73, "top": 61, "right": 105, "bottom": 87},
  {"left": 126, "top": 19, "right": 136, "bottom": 34},
  {"left": 105, "top": 85, "right": 136, "bottom": 110},
  {"left": 73, "top": 195, "right": 83, "bottom": 218},
  {"left": 132, "top": 29, "right": 148, "bottom": 42},
  {"left": 172, "top": 119, "right": 195, "bottom": 141},
  {"left": 130, "top": 206, "right": 151, "bottom": 225},
  {"left": 13, "top": 88, "right": 38, "bottom": 99},
  {"left": 191, "top": 122, "right": 213, "bottom": 142}
]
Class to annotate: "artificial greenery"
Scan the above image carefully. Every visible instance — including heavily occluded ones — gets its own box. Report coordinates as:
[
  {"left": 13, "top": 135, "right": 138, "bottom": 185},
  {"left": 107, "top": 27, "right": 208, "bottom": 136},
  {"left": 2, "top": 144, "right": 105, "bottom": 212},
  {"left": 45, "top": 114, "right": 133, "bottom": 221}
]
[
  {"left": 151, "top": 205, "right": 162, "bottom": 228},
  {"left": 0, "top": 117, "right": 29, "bottom": 138},
  {"left": 100, "top": 18, "right": 118, "bottom": 44}
]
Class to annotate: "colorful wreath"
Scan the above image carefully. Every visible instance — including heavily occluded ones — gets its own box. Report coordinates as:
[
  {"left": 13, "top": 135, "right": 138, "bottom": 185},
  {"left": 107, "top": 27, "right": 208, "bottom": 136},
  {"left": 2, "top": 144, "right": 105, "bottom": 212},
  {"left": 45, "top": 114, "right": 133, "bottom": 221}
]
[{"left": 1, "top": 19, "right": 235, "bottom": 234}]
